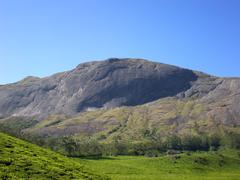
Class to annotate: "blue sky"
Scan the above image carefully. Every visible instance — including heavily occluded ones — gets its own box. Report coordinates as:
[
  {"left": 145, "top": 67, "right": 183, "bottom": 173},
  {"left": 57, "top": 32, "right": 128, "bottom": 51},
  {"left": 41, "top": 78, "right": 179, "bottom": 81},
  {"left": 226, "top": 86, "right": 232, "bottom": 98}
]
[{"left": 1, "top": 0, "right": 240, "bottom": 84}]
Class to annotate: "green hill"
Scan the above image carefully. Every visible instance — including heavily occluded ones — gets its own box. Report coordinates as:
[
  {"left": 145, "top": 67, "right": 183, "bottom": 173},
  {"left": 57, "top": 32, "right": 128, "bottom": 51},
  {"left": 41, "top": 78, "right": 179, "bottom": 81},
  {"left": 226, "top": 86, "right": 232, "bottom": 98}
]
[
  {"left": 15, "top": 97, "right": 239, "bottom": 157},
  {"left": 0, "top": 132, "right": 108, "bottom": 179},
  {"left": 21, "top": 96, "right": 240, "bottom": 143}
]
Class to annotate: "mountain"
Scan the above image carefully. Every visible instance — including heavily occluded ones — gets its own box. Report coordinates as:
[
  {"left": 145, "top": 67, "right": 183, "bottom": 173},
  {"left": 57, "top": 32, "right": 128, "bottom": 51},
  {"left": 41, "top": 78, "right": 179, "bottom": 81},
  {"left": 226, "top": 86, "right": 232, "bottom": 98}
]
[
  {"left": 0, "top": 132, "right": 107, "bottom": 179},
  {"left": 0, "top": 58, "right": 199, "bottom": 118},
  {"left": 0, "top": 58, "right": 240, "bottom": 144}
]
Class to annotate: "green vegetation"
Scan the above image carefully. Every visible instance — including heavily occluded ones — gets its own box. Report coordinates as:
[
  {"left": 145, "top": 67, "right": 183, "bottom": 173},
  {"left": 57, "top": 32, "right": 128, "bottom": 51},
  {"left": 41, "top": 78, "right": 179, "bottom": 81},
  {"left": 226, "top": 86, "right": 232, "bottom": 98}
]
[
  {"left": 1, "top": 131, "right": 240, "bottom": 180},
  {"left": 27, "top": 132, "right": 239, "bottom": 157},
  {"left": 1, "top": 97, "right": 240, "bottom": 179},
  {"left": 0, "top": 132, "right": 107, "bottom": 179},
  {"left": 77, "top": 150, "right": 240, "bottom": 180},
  {"left": 1, "top": 98, "right": 240, "bottom": 158}
]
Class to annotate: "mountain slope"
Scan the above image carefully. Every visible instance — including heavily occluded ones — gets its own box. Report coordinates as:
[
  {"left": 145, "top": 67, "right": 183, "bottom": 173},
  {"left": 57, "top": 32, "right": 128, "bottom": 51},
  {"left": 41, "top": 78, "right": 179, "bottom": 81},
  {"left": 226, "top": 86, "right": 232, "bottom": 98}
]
[
  {"left": 0, "top": 132, "right": 107, "bottom": 179},
  {"left": 0, "top": 58, "right": 239, "bottom": 147},
  {"left": 22, "top": 93, "right": 240, "bottom": 141},
  {"left": 0, "top": 58, "right": 199, "bottom": 119}
]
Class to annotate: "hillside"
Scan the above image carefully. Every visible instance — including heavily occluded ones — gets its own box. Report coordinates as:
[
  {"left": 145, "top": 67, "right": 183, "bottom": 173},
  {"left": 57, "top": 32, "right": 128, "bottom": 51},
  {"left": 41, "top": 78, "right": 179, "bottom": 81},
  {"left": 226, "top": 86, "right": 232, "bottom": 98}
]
[
  {"left": 23, "top": 94, "right": 240, "bottom": 139},
  {"left": 0, "top": 58, "right": 239, "bottom": 155},
  {"left": 0, "top": 132, "right": 107, "bottom": 179}
]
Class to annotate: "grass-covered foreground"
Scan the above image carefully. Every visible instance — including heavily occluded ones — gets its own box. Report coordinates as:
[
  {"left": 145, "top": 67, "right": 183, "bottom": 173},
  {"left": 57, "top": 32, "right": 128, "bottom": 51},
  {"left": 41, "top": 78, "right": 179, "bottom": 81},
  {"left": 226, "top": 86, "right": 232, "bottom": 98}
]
[
  {"left": 78, "top": 150, "right": 240, "bottom": 180},
  {"left": 0, "top": 132, "right": 107, "bottom": 179},
  {"left": 1, "top": 131, "right": 240, "bottom": 180}
]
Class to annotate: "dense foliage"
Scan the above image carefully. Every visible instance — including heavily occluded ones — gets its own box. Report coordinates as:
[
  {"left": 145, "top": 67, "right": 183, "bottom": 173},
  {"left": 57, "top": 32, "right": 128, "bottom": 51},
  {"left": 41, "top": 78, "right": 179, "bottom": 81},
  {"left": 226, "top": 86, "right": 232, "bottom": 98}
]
[
  {"left": 1, "top": 116, "right": 240, "bottom": 157},
  {"left": 18, "top": 131, "right": 240, "bottom": 157}
]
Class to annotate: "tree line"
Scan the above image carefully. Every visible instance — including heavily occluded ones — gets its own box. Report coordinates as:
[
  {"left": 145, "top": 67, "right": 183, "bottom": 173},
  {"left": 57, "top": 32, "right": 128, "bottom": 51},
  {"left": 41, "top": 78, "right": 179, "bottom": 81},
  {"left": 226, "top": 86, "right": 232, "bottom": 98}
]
[
  {"left": 45, "top": 132, "right": 240, "bottom": 157},
  {"left": 0, "top": 123, "right": 239, "bottom": 157}
]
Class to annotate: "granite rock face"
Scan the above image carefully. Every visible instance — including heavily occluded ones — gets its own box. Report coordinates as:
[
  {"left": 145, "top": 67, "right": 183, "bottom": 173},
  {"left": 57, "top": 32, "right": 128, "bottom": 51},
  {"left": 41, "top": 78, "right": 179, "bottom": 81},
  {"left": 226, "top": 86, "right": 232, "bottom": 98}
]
[{"left": 0, "top": 58, "right": 239, "bottom": 121}]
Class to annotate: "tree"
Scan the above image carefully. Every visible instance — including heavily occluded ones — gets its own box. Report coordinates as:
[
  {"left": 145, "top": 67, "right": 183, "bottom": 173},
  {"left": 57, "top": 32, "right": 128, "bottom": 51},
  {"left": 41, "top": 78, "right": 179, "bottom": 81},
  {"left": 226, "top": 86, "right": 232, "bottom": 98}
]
[
  {"left": 182, "top": 135, "right": 202, "bottom": 151},
  {"left": 209, "top": 134, "right": 221, "bottom": 151},
  {"left": 223, "top": 132, "right": 240, "bottom": 149},
  {"left": 61, "top": 136, "right": 78, "bottom": 156},
  {"left": 165, "top": 135, "right": 182, "bottom": 150}
]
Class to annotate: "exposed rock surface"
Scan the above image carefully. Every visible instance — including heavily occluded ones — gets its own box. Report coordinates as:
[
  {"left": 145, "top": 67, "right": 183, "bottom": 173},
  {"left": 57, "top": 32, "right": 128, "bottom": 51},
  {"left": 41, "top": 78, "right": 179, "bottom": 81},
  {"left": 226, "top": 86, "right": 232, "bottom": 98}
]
[{"left": 0, "top": 58, "right": 239, "bottom": 123}]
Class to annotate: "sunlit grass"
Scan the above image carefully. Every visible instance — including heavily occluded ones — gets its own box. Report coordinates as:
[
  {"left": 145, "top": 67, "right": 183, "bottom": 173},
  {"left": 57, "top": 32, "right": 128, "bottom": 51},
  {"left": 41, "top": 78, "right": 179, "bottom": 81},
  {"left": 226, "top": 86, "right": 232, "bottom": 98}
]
[
  {"left": 0, "top": 132, "right": 107, "bottom": 179},
  {"left": 77, "top": 150, "right": 240, "bottom": 180}
]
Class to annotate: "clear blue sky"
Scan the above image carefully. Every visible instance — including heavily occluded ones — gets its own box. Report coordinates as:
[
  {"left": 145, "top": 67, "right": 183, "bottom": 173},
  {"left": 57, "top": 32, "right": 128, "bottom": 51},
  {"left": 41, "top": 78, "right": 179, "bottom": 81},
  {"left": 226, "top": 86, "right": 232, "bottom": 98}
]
[{"left": 1, "top": 0, "right": 240, "bottom": 84}]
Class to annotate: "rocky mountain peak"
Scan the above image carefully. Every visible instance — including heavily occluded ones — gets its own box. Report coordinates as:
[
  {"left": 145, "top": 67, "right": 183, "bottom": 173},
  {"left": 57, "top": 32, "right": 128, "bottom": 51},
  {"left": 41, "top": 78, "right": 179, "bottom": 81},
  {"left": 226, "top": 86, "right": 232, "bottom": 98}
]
[{"left": 0, "top": 58, "right": 223, "bottom": 119}]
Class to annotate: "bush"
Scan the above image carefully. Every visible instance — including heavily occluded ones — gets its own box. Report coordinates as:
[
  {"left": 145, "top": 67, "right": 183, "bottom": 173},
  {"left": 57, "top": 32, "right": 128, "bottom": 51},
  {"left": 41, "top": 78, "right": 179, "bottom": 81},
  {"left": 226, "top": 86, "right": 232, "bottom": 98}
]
[
  {"left": 209, "top": 134, "right": 221, "bottom": 151},
  {"left": 165, "top": 135, "right": 182, "bottom": 150},
  {"left": 182, "top": 135, "right": 204, "bottom": 151}
]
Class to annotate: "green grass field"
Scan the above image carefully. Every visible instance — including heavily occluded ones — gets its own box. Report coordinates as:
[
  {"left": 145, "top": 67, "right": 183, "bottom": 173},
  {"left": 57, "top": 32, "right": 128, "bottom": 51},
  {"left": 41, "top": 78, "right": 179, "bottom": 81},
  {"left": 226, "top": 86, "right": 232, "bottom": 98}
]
[
  {"left": 77, "top": 150, "right": 240, "bottom": 180},
  {"left": 1, "top": 131, "right": 240, "bottom": 180},
  {"left": 0, "top": 132, "right": 107, "bottom": 179}
]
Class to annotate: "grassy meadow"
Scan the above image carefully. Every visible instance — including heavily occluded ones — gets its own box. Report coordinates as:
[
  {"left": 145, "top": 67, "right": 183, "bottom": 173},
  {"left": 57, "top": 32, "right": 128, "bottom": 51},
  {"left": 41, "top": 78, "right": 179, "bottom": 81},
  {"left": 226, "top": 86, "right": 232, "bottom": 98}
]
[{"left": 77, "top": 150, "right": 240, "bottom": 180}]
